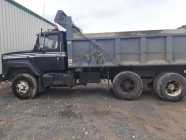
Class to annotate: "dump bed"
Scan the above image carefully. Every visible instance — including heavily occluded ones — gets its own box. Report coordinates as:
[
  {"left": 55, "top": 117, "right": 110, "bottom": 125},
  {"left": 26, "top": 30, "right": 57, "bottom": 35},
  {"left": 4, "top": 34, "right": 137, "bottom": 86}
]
[{"left": 67, "top": 29, "right": 186, "bottom": 67}]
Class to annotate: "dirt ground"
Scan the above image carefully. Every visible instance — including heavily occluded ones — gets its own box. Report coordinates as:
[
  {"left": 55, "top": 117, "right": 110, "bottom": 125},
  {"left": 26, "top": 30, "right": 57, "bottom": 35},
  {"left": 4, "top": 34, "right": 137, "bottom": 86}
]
[{"left": 0, "top": 83, "right": 186, "bottom": 140}]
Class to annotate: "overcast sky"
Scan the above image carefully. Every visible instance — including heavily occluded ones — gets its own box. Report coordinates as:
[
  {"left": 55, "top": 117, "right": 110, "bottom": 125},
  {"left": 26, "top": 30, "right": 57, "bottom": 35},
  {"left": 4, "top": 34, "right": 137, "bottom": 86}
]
[{"left": 15, "top": 0, "right": 186, "bottom": 33}]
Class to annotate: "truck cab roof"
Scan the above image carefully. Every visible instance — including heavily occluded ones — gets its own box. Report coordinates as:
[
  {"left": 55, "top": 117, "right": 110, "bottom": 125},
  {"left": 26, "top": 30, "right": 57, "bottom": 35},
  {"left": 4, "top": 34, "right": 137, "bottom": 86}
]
[{"left": 39, "top": 30, "right": 65, "bottom": 36}]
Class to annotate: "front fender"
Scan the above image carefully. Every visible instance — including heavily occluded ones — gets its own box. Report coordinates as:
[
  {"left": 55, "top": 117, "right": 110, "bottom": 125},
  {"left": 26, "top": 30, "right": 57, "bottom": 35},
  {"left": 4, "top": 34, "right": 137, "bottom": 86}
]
[{"left": 5, "top": 60, "right": 41, "bottom": 76}]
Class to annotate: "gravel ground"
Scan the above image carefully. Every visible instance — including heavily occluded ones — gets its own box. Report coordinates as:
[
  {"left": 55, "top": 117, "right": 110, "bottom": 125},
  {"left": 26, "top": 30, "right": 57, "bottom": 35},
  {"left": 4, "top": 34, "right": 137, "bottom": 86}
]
[{"left": 0, "top": 83, "right": 186, "bottom": 140}]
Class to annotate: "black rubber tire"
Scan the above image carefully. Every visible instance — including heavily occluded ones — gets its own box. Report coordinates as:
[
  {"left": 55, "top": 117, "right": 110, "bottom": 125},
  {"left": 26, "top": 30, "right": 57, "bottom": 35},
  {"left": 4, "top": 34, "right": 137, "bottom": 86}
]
[
  {"left": 112, "top": 71, "right": 143, "bottom": 100},
  {"left": 153, "top": 73, "right": 165, "bottom": 94},
  {"left": 12, "top": 73, "right": 38, "bottom": 99},
  {"left": 153, "top": 73, "right": 186, "bottom": 102}
]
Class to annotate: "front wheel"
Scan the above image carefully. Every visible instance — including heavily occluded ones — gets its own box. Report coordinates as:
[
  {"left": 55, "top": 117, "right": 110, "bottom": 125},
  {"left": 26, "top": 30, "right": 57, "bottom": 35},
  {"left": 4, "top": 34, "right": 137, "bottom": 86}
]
[{"left": 12, "top": 73, "right": 38, "bottom": 99}]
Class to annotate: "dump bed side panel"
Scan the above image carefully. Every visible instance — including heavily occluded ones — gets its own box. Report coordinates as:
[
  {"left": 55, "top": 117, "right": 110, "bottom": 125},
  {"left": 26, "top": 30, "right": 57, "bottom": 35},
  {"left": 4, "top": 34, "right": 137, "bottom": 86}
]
[{"left": 68, "top": 34, "right": 186, "bottom": 67}]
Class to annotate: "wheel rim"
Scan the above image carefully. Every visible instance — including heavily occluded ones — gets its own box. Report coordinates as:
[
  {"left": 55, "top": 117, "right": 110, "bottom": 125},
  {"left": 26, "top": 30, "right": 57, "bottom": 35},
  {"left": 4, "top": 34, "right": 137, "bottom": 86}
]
[
  {"left": 16, "top": 80, "right": 30, "bottom": 95},
  {"left": 165, "top": 81, "right": 182, "bottom": 97},
  {"left": 120, "top": 79, "right": 135, "bottom": 92}
]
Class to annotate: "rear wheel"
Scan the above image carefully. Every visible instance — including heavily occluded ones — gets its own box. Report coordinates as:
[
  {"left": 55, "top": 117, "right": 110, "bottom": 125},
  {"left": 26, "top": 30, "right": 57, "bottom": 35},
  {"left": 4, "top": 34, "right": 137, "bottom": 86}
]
[
  {"left": 112, "top": 71, "right": 143, "bottom": 100},
  {"left": 12, "top": 73, "right": 38, "bottom": 99},
  {"left": 153, "top": 73, "right": 186, "bottom": 102}
]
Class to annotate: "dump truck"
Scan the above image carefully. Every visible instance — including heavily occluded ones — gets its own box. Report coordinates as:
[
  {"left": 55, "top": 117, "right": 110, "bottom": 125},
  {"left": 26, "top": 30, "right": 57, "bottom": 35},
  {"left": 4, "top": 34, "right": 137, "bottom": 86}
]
[{"left": 1, "top": 10, "right": 186, "bottom": 101}]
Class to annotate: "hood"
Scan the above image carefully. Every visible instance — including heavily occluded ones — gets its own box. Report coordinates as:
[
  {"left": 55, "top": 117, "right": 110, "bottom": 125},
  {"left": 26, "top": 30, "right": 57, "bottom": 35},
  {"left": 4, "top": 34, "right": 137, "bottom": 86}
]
[
  {"left": 2, "top": 50, "right": 35, "bottom": 60},
  {"left": 3, "top": 50, "right": 33, "bottom": 56}
]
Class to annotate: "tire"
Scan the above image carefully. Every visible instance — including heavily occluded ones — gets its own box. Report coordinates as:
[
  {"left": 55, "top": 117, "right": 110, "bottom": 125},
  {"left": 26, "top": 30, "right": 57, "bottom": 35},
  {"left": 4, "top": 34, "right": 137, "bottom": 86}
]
[
  {"left": 12, "top": 73, "right": 38, "bottom": 99},
  {"left": 153, "top": 73, "right": 165, "bottom": 94},
  {"left": 153, "top": 73, "right": 186, "bottom": 102},
  {"left": 112, "top": 71, "right": 143, "bottom": 100}
]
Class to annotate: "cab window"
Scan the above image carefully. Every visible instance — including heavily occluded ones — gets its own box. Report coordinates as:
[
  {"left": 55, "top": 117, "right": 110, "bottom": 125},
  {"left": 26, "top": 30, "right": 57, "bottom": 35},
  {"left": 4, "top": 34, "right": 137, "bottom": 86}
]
[{"left": 39, "top": 34, "right": 59, "bottom": 52}]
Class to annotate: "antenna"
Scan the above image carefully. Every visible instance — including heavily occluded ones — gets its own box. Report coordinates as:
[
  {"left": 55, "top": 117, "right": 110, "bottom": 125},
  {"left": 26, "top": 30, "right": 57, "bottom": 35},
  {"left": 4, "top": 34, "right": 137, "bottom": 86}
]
[{"left": 41, "top": 28, "right": 43, "bottom": 34}]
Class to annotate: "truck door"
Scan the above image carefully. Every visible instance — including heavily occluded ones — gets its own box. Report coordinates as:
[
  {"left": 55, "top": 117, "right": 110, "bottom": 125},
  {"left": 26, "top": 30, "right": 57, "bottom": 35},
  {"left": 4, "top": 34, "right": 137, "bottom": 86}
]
[{"left": 33, "top": 32, "right": 67, "bottom": 73}]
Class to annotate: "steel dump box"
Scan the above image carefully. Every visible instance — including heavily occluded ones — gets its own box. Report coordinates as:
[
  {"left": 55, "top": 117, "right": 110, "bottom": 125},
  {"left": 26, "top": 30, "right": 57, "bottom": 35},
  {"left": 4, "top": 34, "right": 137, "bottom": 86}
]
[{"left": 67, "top": 29, "right": 186, "bottom": 67}]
